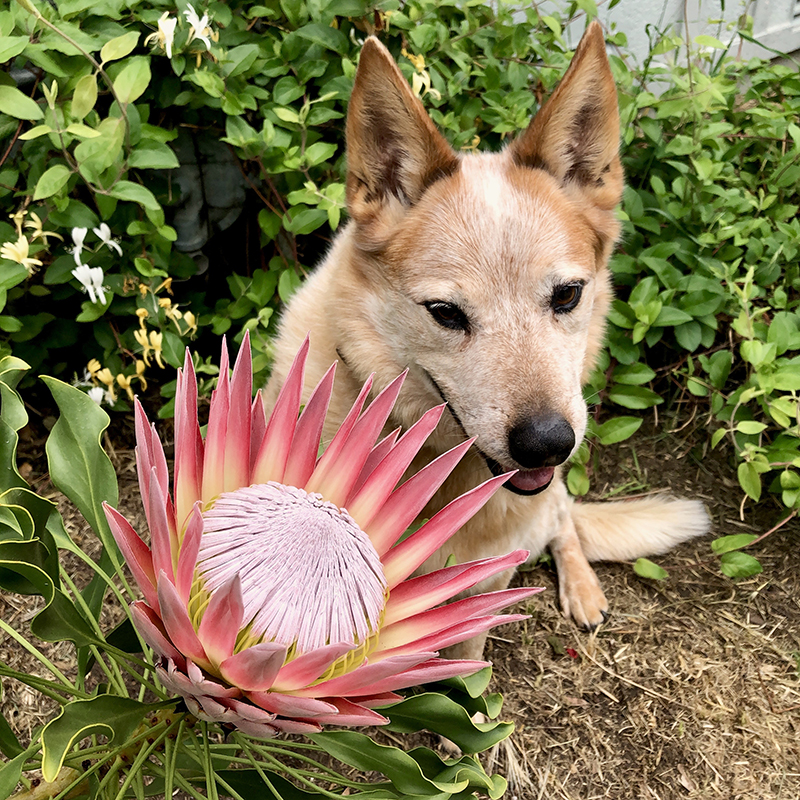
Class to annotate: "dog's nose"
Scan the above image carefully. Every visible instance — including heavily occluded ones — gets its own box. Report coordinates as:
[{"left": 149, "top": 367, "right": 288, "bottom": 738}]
[{"left": 508, "top": 413, "right": 575, "bottom": 469}]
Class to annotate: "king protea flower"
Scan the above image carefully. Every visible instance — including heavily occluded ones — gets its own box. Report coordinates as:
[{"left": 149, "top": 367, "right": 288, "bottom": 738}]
[{"left": 103, "top": 335, "right": 540, "bottom": 737}]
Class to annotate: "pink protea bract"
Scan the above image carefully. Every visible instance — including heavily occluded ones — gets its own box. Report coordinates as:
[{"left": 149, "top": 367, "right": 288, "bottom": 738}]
[{"left": 103, "top": 334, "right": 541, "bottom": 737}]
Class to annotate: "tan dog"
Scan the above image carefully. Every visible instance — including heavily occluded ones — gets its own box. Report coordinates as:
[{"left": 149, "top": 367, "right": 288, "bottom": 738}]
[{"left": 264, "top": 23, "right": 709, "bottom": 659}]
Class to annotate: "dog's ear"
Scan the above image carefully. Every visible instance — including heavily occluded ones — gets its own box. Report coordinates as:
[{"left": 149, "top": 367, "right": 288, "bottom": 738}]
[
  {"left": 510, "top": 21, "right": 622, "bottom": 215},
  {"left": 346, "top": 37, "right": 458, "bottom": 229}
]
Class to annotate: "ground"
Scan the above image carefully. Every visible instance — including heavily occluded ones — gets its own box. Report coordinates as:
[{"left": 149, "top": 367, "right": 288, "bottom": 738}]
[{"left": 2, "top": 407, "right": 799, "bottom": 800}]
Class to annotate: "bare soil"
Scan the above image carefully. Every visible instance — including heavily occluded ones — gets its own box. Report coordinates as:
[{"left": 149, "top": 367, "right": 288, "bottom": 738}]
[{"left": 2, "top": 408, "right": 799, "bottom": 800}]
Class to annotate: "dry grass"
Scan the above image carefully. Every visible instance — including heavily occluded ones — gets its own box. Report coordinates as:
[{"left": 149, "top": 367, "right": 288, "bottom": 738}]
[{"left": 2, "top": 414, "right": 799, "bottom": 799}]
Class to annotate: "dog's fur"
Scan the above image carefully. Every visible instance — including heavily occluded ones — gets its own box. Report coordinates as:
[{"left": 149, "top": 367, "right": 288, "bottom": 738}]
[{"left": 263, "top": 23, "right": 710, "bottom": 659}]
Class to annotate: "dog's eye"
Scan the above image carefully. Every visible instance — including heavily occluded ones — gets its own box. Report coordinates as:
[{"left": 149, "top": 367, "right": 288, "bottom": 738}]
[
  {"left": 424, "top": 301, "right": 470, "bottom": 332},
  {"left": 551, "top": 282, "right": 584, "bottom": 314}
]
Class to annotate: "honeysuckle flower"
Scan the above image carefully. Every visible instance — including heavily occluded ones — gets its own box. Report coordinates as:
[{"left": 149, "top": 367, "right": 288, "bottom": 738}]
[
  {"left": 136, "top": 308, "right": 149, "bottom": 329},
  {"left": 1, "top": 234, "right": 43, "bottom": 274},
  {"left": 149, "top": 330, "right": 165, "bottom": 368},
  {"left": 71, "top": 264, "right": 107, "bottom": 304},
  {"left": 86, "top": 358, "right": 102, "bottom": 379},
  {"left": 183, "top": 310, "right": 197, "bottom": 336},
  {"left": 26, "top": 212, "right": 64, "bottom": 245},
  {"left": 118, "top": 373, "right": 135, "bottom": 402},
  {"left": 93, "top": 222, "right": 123, "bottom": 256},
  {"left": 136, "top": 360, "right": 148, "bottom": 390},
  {"left": 156, "top": 277, "right": 173, "bottom": 295},
  {"left": 144, "top": 12, "right": 178, "bottom": 59},
  {"left": 184, "top": 4, "right": 213, "bottom": 50},
  {"left": 103, "top": 335, "right": 541, "bottom": 737},
  {"left": 95, "top": 368, "right": 117, "bottom": 403},
  {"left": 135, "top": 328, "right": 152, "bottom": 365},
  {"left": 87, "top": 386, "right": 105, "bottom": 405},
  {"left": 8, "top": 209, "right": 26, "bottom": 236},
  {"left": 70, "top": 227, "right": 88, "bottom": 265}
]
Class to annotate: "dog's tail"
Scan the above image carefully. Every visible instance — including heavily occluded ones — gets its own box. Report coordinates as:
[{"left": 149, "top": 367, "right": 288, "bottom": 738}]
[{"left": 570, "top": 495, "right": 710, "bottom": 562}]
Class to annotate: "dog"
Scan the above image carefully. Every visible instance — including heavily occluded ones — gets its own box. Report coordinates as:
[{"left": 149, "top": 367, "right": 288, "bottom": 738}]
[{"left": 263, "top": 22, "right": 710, "bottom": 660}]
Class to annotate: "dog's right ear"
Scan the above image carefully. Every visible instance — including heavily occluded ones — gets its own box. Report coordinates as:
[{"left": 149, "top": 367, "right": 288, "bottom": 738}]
[{"left": 346, "top": 38, "right": 458, "bottom": 233}]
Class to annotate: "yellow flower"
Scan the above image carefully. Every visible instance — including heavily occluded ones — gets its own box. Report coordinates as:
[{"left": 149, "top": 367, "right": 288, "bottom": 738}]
[
  {"left": 25, "top": 212, "right": 64, "bottom": 245},
  {"left": 136, "top": 308, "right": 149, "bottom": 329},
  {"left": 0, "top": 235, "right": 43, "bottom": 275},
  {"left": 8, "top": 209, "right": 27, "bottom": 236},
  {"left": 86, "top": 359, "right": 102, "bottom": 379},
  {"left": 135, "top": 360, "right": 148, "bottom": 391},
  {"left": 134, "top": 328, "right": 152, "bottom": 365},
  {"left": 155, "top": 276, "right": 173, "bottom": 295},
  {"left": 461, "top": 135, "right": 481, "bottom": 152},
  {"left": 149, "top": 330, "right": 165, "bottom": 369},
  {"left": 158, "top": 297, "right": 172, "bottom": 309},
  {"left": 96, "top": 368, "right": 117, "bottom": 403},
  {"left": 138, "top": 283, "right": 149, "bottom": 297},
  {"left": 183, "top": 310, "right": 197, "bottom": 336},
  {"left": 401, "top": 48, "right": 426, "bottom": 72},
  {"left": 117, "top": 373, "right": 135, "bottom": 402}
]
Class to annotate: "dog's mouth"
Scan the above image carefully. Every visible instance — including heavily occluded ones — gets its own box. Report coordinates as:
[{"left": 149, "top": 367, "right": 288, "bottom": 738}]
[{"left": 483, "top": 456, "right": 555, "bottom": 496}]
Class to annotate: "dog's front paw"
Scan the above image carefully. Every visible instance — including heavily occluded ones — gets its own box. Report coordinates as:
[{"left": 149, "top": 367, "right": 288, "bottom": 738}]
[{"left": 558, "top": 563, "right": 609, "bottom": 630}]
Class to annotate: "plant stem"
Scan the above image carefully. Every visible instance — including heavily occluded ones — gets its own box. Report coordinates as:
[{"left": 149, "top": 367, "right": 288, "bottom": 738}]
[{"left": 0, "top": 619, "right": 75, "bottom": 690}]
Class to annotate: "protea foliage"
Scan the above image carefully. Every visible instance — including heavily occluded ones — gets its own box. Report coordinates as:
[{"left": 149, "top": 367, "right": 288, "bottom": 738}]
[{"left": 103, "top": 335, "right": 539, "bottom": 737}]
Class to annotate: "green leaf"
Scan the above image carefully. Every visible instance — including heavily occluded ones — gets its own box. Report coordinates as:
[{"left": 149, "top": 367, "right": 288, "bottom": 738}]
[
  {"left": 128, "top": 141, "right": 179, "bottom": 169},
  {"left": 633, "top": 557, "right": 668, "bottom": 581},
  {"left": 0, "top": 35, "right": 29, "bottom": 63},
  {"left": 309, "top": 731, "right": 468, "bottom": 795},
  {"left": 607, "top": 385, "right": 663, "bottom": 409},
  {"left": 33, "top": 165, "right": 71, "bottom": 200},
  {"left": 737, "top": 462, "right": 761, "bottom": 502},
  {"left": 383, "top": 693, "right": 513, "bottom": 754},
  {"left": 719, "top": 551, "right": 762, "bottom": 579},
  {"left": 107, "top": 180, "right": 160, "bottom": 211},
  {"left": 0, "top": 710, "right": 22, "bottom": 758},
  {"left": 41, "top": 377, "right": 119, "bottom": 553},
  {"left": 0, "top": 84, "right": 43, "bottom": 120},
  {"left": 113, "top": 56, "right": 151, "bottom": 104},
  {"left": 65, "top": 122, "right": 100, "bottom": 138},
  {"left": 595, "top": 416, "right": 643, "bottom": 445},
  {"left": 612, "top": 363, "right": 656, "bottom": 385},
  {"left": 674, "top": 321, "right": 702, "bottom": 351},
  {"left": 278, "top": 269, "right": 302, "bottom": 302},
  {"left": 653, "top": 306, "right": 693, "bottom": 326},
  {"left": 0, "top": 750, "right": 26, "bottom": 799},
  {"left": 18, "top": 124, "right": 53, "bottom": 140},
  {"left": 41, "top": 696, "right": 161, "bottom": 782},
  {"left": 566, "top": 463, "right": 589, "bottom": 496},
  {"left": 711, "top": 534, "right": 757, "bottom": 555},
  {"left": 735, "top": 420, "right": 767, "bottom": 435},
  {"left": 100, "top": 31, "right": 139, "bottom": 63},
  {"left": 295, "top": 22, "right": 348, "bottom": 54},
  {"left": 71, "top": 74, "right": 98, "bottom": 120}
]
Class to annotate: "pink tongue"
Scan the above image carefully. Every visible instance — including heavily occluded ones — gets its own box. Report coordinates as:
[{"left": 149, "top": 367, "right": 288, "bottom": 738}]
[{"left": 509, "top": 467, "right": 555, "bottom": 493}]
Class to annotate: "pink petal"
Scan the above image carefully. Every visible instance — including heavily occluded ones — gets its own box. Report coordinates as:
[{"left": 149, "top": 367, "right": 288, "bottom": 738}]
[
  {"left": 247, "top": 692, "right": 338, "bottom": 718},
  {"left": 309, "top": 371, "right": 406, "bottom": 505},
  {"left": 374, "top": 614, "right": 529, "bottom": 661},
  {"left": 376, "top": 588, "right": 539, "bottom": 652},
  {"left": 130, "top": 601, "right": 184, "bottom": 669},
  {"left": 383, "top": 550, "right": 532, "bottom": 625},
  {"left": 308, "top": 698, "right": 389, "bottom": 727},
  {"left": 202, "top": 339, "right": 231, "bottom": 501},
  {"left": 175, "top": 502, "right": 203, "bottom": 604},
  {"left": 365, "top": 438, "right": 475, "bottom": 556},
  {"left": 157, "top": 573, "right": 209, "bottom": 669},
  {"left": 222, "top": 331, "right": 252, "bottom": 492},
  {"left": 220, "top": 642, "right": 287, "bottom": 692},
  {"left": 251, "top": 336, "right": 309, "bottom": 484},
  {"left": 103, "top": 503, "right": 157, "bottom": 611},
  {"left": 346, "top": 404, "right": 444, "bottom": 527},
  {"left": 197, "top": 576, "right": 244, "bottom": 667},
  {"left": 350, "top": 691, "right": 402, "bottom": 709},
  {"left": 304, "top": 375, "right": 373, "bottom": 495},
  {"left": 382, "top": 472, "right": 511, "bottom": 588},
  {"left": 147, "top": 467, "right": 175, "bottom": 584},
  {"left": 269, "top": 718, "right": 322, "bottom": 734},
  {"left": 271, "top": 642, "right": 356, "bottom": 692},
  {"left": 249, "top": 390, "right": 267, "bottom": 474},
  {"left": 174, "top": 350, "right": 204, "bottom": 529},
  {"left": 292, "top": 652, "right": 437, "bottom": 698},
  {"left": 134, "top": 399, "right": 154, "bottom": 502},
  {"left": 348, "top": 428, "right": 401, "bottom": 498},
  {"left": 281, "top": 363, "right": 336, "bottom": 488},
  {"left": 330, "top": 658, "right": 490, "bottom": 697}
]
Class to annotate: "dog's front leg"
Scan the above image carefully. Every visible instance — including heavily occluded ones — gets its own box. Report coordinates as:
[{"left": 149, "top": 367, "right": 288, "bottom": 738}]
[{"left": 550, "top": 513, "right": 609, "bottom": 630}]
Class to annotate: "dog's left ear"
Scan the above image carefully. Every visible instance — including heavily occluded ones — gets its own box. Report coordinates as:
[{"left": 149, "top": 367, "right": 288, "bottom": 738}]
[{"left": 510, "top": 21, "right": 622, "bottom": 219}]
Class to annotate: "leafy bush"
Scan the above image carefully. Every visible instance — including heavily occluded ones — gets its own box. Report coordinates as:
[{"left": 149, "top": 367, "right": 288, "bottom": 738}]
[{"left": 1, "top": 0, "right": 798, "bottom": 551}]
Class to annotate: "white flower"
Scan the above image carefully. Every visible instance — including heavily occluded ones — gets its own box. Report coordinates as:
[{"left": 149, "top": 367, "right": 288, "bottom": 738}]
[
  {"left": 87, "top": 386, "right": 105, "bottom": 405},
  {"left": 70, "top": 227, "right": 88, "bottom": 265},
  {"left": 72, "top": 264, "right": 107, "bottom": 305},
  {"left": 93, "top": 222, "right": 123, "bottom": 256},
  {"left": 184, "top": 4, "right": 212, "bottom": 50},
  {"left": 144, "top": 12, "right": 178, "bottom": 59}
]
